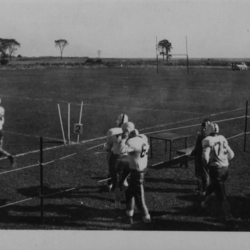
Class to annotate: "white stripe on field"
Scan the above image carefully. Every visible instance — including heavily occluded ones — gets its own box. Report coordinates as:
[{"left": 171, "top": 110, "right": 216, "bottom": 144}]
[
  {"left": 0, "top": 153, "right": 77, "bottom": 175},
  {"left": 3, "top": 130, "right": 65, "bottom": 142},
  {"left": 0, "top": 163, "right": 39, "bottom": 175},
  {"left": 0, "top": 197, "right": 36, "bottom": 208},
  {"left": 227, "top": 131, "right": 250, "bottom": 140},
  {"left": 144, "top": 115, "right": 245, "bottom": 135},
  {"left": 2, "top": 110, "right": 248, "bottom": 159}
]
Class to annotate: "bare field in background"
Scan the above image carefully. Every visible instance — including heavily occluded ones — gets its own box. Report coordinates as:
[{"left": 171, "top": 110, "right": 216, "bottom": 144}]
[{"left": 0, "top": 67, "right": 249, "bottom": 230}]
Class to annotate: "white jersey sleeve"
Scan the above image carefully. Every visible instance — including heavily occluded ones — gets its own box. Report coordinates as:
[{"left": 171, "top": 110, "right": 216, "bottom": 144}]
[{"left": 0, "top": 106, "right": 5, "bottom": 130}]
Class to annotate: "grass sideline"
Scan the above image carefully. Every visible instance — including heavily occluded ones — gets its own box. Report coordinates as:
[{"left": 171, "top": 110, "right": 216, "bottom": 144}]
[{"left": 0, "top": 67, "right": 249, "bottom": 230}]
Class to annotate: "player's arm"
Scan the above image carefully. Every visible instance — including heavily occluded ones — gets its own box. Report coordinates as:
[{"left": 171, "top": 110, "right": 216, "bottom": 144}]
[
  {"left": 103, "top": 141, "right": 112, "bottom": 152},
  {"left": 227, "top": 146, "right": 234, "bottom": 160},
  {"left": 119, "top": 139, "right": 135, "bottom": 154},
  {"left": 224, "top": 140, "right": 234, "bottom": 160},
  {"left": 202, "top": 145, "right": 211, "bottom": 166}
]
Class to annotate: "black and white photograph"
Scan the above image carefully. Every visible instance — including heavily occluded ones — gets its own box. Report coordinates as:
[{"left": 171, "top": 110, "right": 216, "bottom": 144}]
[{"left": 0, "top": 0, "right": 249, "bottom": 249}]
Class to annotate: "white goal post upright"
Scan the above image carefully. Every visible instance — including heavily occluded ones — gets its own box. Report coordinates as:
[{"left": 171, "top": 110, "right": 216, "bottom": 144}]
[
  {"left": 57, "top": 104, "right": 66, "bottom": 145},
  {"left": 68, "top": 103, "right": 70, "bottom": 143},
  {"left": 57, "top": 102, "right": 84, "bottom": 144},
  {"left": 77, "top": 101, "right": 83, "bottom": 143}
]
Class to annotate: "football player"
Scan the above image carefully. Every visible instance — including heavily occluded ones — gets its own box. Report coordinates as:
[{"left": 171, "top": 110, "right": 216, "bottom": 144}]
[
  {"left": 119, "top": 127, "right": 151, "bottom": 224},
  {"left": 0, "top": 98, "right": 16, "bottom": 168},
  {"left": 201, "top": 123, "right": 234, "bottom": 221},
  {"left": 103, "top": 114, "right": 128, "bottom": 192},
  {"left": 190, "top": 119, "right": 211, "bottom": 195}
]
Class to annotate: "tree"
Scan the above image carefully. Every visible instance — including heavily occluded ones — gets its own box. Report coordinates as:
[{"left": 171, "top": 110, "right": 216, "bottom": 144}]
[
  {"left": 158, "top": 39, "right": 172, "bottom": 61},
  {"left": 0, "top": 39, "right": 20, "bottom": 60},
  {"left": 0, "top": 38, "right": 9, "bottom": 58},
  {"left": 6, "top": 39, "right": 20, "bottom": 61},
  {"left": 55, "top": 39, "right": 69, "bottom": 59}
]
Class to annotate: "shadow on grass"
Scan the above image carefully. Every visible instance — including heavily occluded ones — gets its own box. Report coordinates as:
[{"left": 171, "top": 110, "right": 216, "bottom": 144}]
[
  {"left": 175, "top": 193, "right": 250, "bottom": 231},
  {"left": 0, "top": 185, "right": 126, "bottom": 229},
  {"left": 0, "top": 185, "right": 223, "bottom": 230}
]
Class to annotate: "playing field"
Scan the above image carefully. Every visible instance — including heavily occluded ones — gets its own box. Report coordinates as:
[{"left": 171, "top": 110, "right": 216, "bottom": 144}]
[{"left": 0, "top": 66, "right": 249, "bottom": 230}]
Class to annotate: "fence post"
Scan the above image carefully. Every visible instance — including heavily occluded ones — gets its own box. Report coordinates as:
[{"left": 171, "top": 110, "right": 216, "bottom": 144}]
[
  {"left": 40, "top": 137, "right": 44, "bottom": 225},
  {"left": 244, "top": 100, "right": 248, "bottom": 152}
]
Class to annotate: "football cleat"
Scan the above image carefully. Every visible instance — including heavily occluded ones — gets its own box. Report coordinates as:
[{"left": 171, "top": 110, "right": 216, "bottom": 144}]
[
  {"left": 106, "top": 182, "right": 113, "bottom": 192},
  {"left": 142, "top": 214, "right": 151, "bottom": 223}
]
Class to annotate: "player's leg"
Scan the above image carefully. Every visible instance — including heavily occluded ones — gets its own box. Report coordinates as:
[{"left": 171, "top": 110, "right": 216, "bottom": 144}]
[
  {"left": 131, "top": 171, "right": 151, "bottom": 223},
  {"left": 201, "top": 170, "right": 216, "bottom": 208},
  {"left": 125, "top": 183, "right": 135, "bottom": 224},
  {"left": 109, "top": 153, "right": 118, "bottom": 192},
  {"left": 0, "top": 148, "right": 16, "bottom": 168},
  {"left": 200, "top": 165, "right": 210, "bottom": 195},
  {"left": 194, "top": 160, "right": 202, "bottom": 193},
  {"left": 114, "top": 156, "right": 123, "bottom": 209},
  {"left": 0, "top": 131, "right": 16, "bottom": 168},
  {"left": 106, "top": 151, "right": 113, "bottom": 191},
  {"left": 214, "top": 168, "right": 232, "bottom": 219},
  {"left": 119, "top": 157, "right": 130, "bottom": 191}
]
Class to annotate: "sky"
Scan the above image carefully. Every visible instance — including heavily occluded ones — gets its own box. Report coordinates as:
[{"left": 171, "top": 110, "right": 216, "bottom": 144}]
[{"left": 1, "top": 0, "right": 250, "bottom": 58}]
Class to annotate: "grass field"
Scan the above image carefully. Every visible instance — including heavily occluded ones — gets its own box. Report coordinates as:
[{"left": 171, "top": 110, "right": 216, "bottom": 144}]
[{"left": 0, "top": 66, "right": 249, "bottom": 230}]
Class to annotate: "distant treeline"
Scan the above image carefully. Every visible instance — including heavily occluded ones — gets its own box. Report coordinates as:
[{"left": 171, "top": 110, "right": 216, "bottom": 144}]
[{"left": 0, "top": 56, "right": 249, "bottom": 68}]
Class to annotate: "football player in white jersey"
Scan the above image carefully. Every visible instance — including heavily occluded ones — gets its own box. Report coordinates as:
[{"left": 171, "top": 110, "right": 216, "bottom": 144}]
[
  {"left": 0, "top": 98, "right": 16, "bottom": 168},
  {"left": 119, "top": 127, "right": 151, "bottom": 224},
  {"left": 103, "top": 114, "right": 128, "bottom": 192},
  {"left": 201, "top": 123, "right": 234, "bottom": 220}
]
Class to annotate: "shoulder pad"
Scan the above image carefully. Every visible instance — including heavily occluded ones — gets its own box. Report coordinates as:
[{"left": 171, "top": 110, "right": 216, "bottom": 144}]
[{"left": 202, "top": 136, "right": 215, "bottom": 147}]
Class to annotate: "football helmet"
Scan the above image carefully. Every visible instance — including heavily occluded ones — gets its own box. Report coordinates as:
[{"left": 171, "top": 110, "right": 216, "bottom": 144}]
[
  {"left": 121, "top": 122, "right": 135, "bottom": 134},
  {"left": 206, "top": 123, "right": 219, "bottom": 135},
  {"left": 201, "top": 119, "right": 211, "bottom": 128},
  {"left": 116, "top": 114, "right": 128, "bottom": 127}
]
